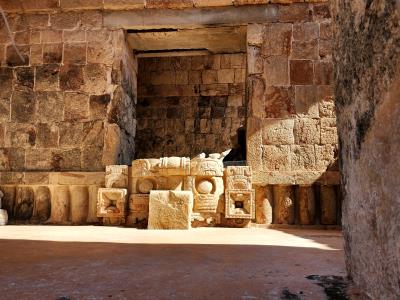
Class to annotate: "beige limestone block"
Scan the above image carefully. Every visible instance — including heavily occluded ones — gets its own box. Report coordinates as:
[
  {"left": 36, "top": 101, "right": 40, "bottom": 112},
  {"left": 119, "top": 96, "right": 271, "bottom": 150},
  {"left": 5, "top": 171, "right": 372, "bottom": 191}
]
[
  {"left": 131, "top": 159, "right": 161, "bottom": 177},
  {"left": 87, "top": 185, "right": 100, "bottom": 223},
  {"left": 51, "top": 186, "right": 70, "bottom": 224},
  {"left": 225, "top": 189, "right": 255, "bottom": 219},
  {"left": 294, "top": 118, "right": 321, "bottom": 144},
  {"left": 225, "top": 166, "right": 252, "bottom": 190},
  {"left": 246, "top": 117, "right": 263, "bottom": 180},
  {"left": 190, "top": 157, "right": 224, "bottom": 176},
  {"left": 297, "top": 185, "right": 315, "bottom": 225},
  {"left": 105, "top": 165, "right": 129, "bottom": 188},
  {"left": 104, "top": 0, "right": 144, "bottom": 9},
  {"left": 194, "top": 0, "right": 232, "bottom": 7},
  {"left": 320, "top": 185, "right": 337, "bottom": 225},
  {"left": 262, "top": 145, "right": 291, "bottom": 171},
  {"left": 69, "top": 185, "right": 89, "bottom": 224},
  {"left": 97, "top": 188, "right": 127, "bottom": 218},
  {"left": 247, "top": 24, "right": 264, "bottom": 46},
  {"left": 148, "top": 191, "right": 193, "bottom": 230},
  {"left": 255, "top": 185, "right": 273, "bottom": 224},
  {"left": 159, "top": 157, "right": 190, "bottom": 176},
  {"left": 291, "top": 145, "right": 316, "bottom": 171},
  {"left": 262, "top": 119, "right": 295, "bottom": 145},
  {"left": 273, "top": 185, "right": 295, "bottom": 224},
  {"left": 321, "top": 118, "right": 338, "bottom": 144}
]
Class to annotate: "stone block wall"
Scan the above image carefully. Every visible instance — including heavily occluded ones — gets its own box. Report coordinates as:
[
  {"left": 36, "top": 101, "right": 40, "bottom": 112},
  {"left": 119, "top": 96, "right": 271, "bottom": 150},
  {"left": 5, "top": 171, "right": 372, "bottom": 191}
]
[
  {"left": 246, "top": 2, "right": 338, "bottom": 187},
  {"left": 136, "top": 54, "right": 246, "bottom": 158},
  {"left": 0, "top": 10, "right": 137, "bottom": 171}
]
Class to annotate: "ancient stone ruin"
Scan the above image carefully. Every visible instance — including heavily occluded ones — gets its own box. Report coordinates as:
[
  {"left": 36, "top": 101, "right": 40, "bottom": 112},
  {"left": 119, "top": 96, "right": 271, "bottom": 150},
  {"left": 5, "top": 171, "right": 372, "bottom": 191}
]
[
  {"left": 0, "top": 0, "right": 340, "bottom": 229},
  {"left": 97, "top": 155, "right": 255, "bottom": 229}
]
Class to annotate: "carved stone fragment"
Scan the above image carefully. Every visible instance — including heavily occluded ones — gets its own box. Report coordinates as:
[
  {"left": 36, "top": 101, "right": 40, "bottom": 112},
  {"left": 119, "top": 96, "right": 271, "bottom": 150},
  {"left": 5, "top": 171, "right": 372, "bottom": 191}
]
[
  {"left": 105, "top": 165, "right": 129, "bottom": 188},
  {"left": 189, "top": 176, "right": 224, "bottom": 213},
  {"left": 97, "top": 188, "right": 127, "bottom": 218},
  {"left": 225, "top": 190, "right": 255, "bottom": 219},
  {"left": 273, "top": 185, "right": 295, "bottom": 224},
  {"left": 148, "top": 190, "right": 193, "bottom": 230},
  {"left": 31, "top": 186, "right": 51, "bottom": 223},
  {"left": 255, "top": 185, "right": 273, "bottom": 225}
]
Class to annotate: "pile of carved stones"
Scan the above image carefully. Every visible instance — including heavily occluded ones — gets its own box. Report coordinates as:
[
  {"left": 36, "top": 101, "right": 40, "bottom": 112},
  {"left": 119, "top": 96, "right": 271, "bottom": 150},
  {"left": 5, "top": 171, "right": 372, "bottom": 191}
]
[{"left": 97, "top": 154, "right": 255, "bottom": 229}]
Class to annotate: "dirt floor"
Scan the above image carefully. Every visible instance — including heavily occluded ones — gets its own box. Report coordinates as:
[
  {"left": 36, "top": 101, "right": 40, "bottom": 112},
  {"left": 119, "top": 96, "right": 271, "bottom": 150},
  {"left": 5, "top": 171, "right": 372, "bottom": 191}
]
[{"left": 0, "top": 226, "right": 345, "bottom": 300}]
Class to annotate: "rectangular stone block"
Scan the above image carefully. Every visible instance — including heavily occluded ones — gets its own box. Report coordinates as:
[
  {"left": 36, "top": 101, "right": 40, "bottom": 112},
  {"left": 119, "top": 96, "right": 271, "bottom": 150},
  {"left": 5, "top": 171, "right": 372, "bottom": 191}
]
[
  {"left": 264, "top": 55, "right": 289, "bottom": 86},
  {"left": 225, "top": 189, "right": 255, "bottom": 219},
  {"left": 262, "top": 119, "right": 295, "bottom": 145},
  {"left": 265, "top": 86, "right": 295, "bottom": 118},
  {"left": 321, "top": 118, "right": 338, "bottom": 144},
  {"left": 97, "top": 188, "right": 127, "bottom": 218},
  {"left": 294, "top": 118, "right": 321, "bottom": 144},
  {"left": 290, "top": 60, "right": 314, "bottom": 85},
  {"left": 104, "top": 0, "right": 144, "bottom": 9},
  {"left": 290, "top": 145, "right": 316, "bottom": 171},
  {"left": 295, "top": 85, "right": 319, "bottom": 117},
  {"left": 262, "top": 145, "right": 291, "bottom": 171},
  {"left": 148, "top": 190, "right": 193, "bottom": 230},
  {"left": 262, "top": 23, "right": 292, "bottom": 56}
]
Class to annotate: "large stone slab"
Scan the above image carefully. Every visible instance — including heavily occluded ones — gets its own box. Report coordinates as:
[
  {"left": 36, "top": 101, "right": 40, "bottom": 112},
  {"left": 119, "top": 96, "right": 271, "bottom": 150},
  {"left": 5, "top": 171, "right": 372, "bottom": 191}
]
[{"left": 148, "top": 191, "right": 193, "bottom": 230}]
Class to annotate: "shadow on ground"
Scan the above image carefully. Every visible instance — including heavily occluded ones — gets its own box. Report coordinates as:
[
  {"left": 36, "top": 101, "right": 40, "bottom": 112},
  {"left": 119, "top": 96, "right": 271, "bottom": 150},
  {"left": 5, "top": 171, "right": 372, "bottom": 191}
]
[{"left": 0, "top": 238, "right": 346, "bottom": 300}]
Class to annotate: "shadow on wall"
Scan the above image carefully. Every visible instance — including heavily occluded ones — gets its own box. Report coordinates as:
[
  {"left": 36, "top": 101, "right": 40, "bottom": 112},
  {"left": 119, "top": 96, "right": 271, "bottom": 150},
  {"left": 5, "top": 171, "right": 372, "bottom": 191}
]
[{"left": 0, "top": 239, "right": 345, "bottom": 299}]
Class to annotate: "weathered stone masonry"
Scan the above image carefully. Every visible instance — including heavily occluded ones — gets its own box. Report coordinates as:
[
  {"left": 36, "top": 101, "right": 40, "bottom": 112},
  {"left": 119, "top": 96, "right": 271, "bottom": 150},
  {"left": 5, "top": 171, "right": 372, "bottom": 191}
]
[
  {"left": 136, "top": 54, "right": 246, "bottom": 158},
  {"left": 0, "top": 0, "right": 338, "bottom": 227},
  {"left": 0, "top": 7, "right": 137, "bottom": 172}
]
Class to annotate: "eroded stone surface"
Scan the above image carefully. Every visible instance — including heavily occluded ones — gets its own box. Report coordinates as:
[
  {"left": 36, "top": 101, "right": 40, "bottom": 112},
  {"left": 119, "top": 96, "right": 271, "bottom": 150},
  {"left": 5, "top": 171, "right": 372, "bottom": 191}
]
[{"left": 148, "top": 191, "right": 193, "bottom": 230}]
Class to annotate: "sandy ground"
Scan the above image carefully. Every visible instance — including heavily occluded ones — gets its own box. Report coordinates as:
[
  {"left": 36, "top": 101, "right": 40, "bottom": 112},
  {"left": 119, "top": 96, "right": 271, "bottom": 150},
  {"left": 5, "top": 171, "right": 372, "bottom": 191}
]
[{"left": 0, "top": 226, "right": 345, "bottom": 300}]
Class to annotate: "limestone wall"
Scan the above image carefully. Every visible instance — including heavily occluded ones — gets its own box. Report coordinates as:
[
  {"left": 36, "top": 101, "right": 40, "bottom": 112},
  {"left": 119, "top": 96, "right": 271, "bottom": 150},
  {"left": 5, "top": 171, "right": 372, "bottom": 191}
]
[
  {"left": 333, "top": 1, "right": 400, "bottom": 298},
  {"left": 0, "top": 10, "right": 137, "bottom": 171},
  {"left": 0, "top": 0, "right": 329, "bottom": 11},
  {"left": 246, "top": 2, "right": 338, "bottom": 187},
  {"left": 136, "top": 54, "right": 246, "bottom": 158}
]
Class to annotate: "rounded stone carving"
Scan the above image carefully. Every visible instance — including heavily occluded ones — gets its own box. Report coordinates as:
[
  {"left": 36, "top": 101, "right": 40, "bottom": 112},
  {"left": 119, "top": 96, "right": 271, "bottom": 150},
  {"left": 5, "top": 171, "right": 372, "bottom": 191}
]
[
  {"left": 52, "top": 186, "right": 70, "bottom": 224},
  {"left": 32, "top": 186, "right": 51, "bottom": 223},
  {"left": 196, "top": 179, "right": 213, "bottom": 194},
  {"left": 70, "top": 186, "right": 89, "bottom": 224},
  {"left": 138, "top": 179, "right": 154, "bottom": 194}
]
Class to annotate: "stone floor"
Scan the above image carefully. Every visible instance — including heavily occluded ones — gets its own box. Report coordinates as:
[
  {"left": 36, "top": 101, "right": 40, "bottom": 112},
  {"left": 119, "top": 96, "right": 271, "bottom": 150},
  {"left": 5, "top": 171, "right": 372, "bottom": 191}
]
[{"left": 0, "top": 226, "right": 345, "bottom": 300}]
